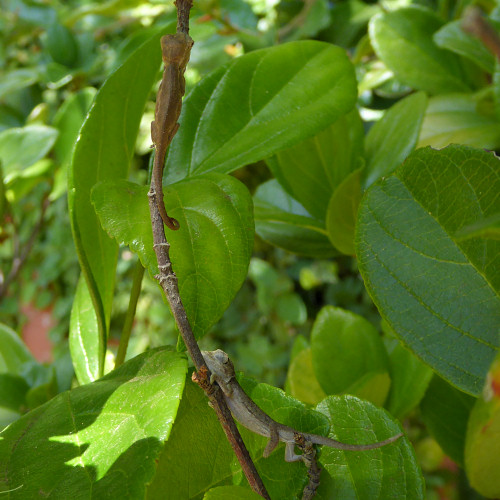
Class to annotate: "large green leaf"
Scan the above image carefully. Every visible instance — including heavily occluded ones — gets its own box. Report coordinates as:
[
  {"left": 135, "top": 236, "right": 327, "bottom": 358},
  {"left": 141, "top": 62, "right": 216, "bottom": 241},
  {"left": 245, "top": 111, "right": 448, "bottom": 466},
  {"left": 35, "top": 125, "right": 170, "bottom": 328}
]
[
  {"left": 434, "top": 20, "right": 495, "bottom": 73},
  {"left": 0, "top": 348, "right": 187, "bottom": 498},
  {"left": 326, "top": 167, "right": 362, "bottom": 255},
  {"left": 386, "top": 338, "right": 433, "bottom": 420},
  {"left": 286, "top": 346, "right": 327, "bottom": 406},
  {"left": 363, "top": 91, "right": 427, "bottom": 187},
  {"left": 315, "top": 396, "right": 423, "bottom": 499},
  {"left": 420, "top": 376, "right": 475, "bottom": 465},
  {"left": 0, "top": 125, "right": 58, "bottom": 178},
  {"left": 418, "top": 94, "right": 500, "bottom": 150},
  {"left": 311, "top": 306, "right": 390, "bottom": 405},
  {"left": 465, "top": 353, "right": 500, "bottom": 498},
  {"left": 146, "top": 378, "right": 235, "bottom": 499},
  {"left": 204, "top": 486, "right": 262, "bottom": 499},
  {"left": 356, "top": 145, "right": 500, "bottom": 395},
  {"left": 68, "top": 25, "right": 171, "bottom": 374},
  {"left": 254, "top": 180, "right": 336, "bottom": 258},
  {"left": 369, "top": 7, "right": 470, "bottom": 94},
  {"left": 92, "top": 174, "right": 254, "bottom": 340},
  {"left": 69, "top": 276, "right": 100, "bottom": 384},
  {"left": 164, "top": 40, "right": 357, "bottom": 184},
  {"left": 267, "top": 109, "right": 364, "bottom": 220},
  {"left": 0, "top": 323, "right": 33, "bottom": 374}
]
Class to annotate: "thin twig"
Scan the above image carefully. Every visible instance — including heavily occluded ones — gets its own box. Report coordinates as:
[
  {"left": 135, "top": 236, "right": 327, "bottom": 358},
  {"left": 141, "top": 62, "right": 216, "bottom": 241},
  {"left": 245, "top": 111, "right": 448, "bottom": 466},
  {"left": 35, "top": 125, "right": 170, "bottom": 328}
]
[
  {"left": 149, "top": 1, "right": 270, "bottom": 497},
  {"left": 115, "top": 260, "right": 145, "bottom": 368}
]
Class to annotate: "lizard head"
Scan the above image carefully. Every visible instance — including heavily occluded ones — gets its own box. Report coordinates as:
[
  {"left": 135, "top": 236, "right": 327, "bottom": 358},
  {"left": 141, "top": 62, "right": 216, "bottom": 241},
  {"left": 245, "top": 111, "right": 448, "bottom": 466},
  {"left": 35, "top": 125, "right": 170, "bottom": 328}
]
[{"left": 201, "top": 349, "right": 235, "bottom": 384}]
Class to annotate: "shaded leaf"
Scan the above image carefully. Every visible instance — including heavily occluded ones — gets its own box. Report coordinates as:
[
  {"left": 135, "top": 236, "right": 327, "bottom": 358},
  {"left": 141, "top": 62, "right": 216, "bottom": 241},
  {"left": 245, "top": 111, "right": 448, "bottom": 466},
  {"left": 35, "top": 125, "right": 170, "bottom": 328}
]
[
  {"left": 420, "top": 376, "right": 476, "bottom": 465},
  {"left": 311, "top": 306, "right": 389, "bottom": 399},
  {"left": 204, "top": 486, "right": 262, "bottom": 499},
  {"left": 0, "top": 125, "right": 58, "bottom": 178},
  {"left": 146, "top": 378, "right": 234, "bottom": 499},
  {"left": 268, "top": 110, "right": 364, "bottom": 220},
  {"left": 356, "top": 145, "right": 500, "bottom": 395},
  {"left": 434, "top": 19, "right": 495, "bottom": 73},
  {"left": 286, "top": 347, "right": 327, "bottom": 405},
  {"left": 363, "top": 91, "right": 427, "bottom": 187},
  {"left": 254, "top": 180, "right": 336, "bottom": 258},
  {"left": 386, "top": 339, "right": 433, "bottom": 420},
  {"left": 0, "top": 323, "right": 34, "bottom": 374},
  {"left": 326, "top": 168, "right": 362, "bottom": 255},
  {"left": 455, "top": 213, "right": 500, "bottom": 241}
]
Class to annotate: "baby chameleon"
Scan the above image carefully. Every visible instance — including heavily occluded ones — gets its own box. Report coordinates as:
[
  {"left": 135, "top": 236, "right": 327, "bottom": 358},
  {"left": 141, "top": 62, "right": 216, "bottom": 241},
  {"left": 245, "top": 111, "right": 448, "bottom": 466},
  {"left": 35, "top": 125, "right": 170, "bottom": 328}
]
[
  {"left": 151, "top": 33, "right": 193, "bottom": 230},
  {"left": 202, "top": 349, "right": 403, "bottom": 462}
]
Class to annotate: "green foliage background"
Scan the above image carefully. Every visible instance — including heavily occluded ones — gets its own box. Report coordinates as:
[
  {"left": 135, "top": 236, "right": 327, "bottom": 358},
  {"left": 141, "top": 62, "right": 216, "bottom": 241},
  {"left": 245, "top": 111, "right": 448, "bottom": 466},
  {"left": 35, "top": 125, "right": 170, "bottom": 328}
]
[{"left": 1, "top": 0, "right": 499, "bottom": 498}]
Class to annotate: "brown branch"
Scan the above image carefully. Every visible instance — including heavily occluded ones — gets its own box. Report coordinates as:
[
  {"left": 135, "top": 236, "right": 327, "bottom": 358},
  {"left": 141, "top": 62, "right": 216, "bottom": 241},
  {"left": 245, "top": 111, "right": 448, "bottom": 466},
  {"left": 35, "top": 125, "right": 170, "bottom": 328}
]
[
  {"left": 148, "top": 0, "right": 270, "bottom": 497},
  {"left": 462, "top": 6, "right": 500, "bottom": 61},
  {"left": 175, "top": 0, "right": 193, "bottom": 35},
  {"left": 294, "top": 433, "right": 321, "bottom": 500}
]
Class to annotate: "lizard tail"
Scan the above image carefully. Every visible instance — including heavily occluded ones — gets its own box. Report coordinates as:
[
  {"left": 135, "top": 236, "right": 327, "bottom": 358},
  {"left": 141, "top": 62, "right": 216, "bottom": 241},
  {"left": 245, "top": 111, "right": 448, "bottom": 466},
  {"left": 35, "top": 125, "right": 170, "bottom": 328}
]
[{"left": 310, "top": 432, "right": 404, "bottom": 451}]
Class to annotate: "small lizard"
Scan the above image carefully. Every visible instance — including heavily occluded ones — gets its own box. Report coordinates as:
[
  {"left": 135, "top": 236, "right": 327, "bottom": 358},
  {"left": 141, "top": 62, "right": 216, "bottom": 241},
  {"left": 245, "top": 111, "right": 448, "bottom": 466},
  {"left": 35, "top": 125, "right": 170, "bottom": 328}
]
[
  {"left": 202, "top": 349, "right": 403, "bottom": 463},
  {"left": 151, "top": 33, "right": 193, "bottom": 230}
]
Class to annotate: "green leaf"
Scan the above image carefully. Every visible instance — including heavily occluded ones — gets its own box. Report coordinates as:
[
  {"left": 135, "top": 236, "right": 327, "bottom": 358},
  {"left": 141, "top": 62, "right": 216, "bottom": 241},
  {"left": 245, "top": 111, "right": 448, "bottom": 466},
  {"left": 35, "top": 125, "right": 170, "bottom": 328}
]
[
  {"left": 164, "top": 40, "right": 357, "bottom": 184},
  {"left": 0, "top": 125, "right": 58, "bottom": 178},
  {"left": 267, "top": 109, "right": 364, "bottom": 220},
  {"left": 286, "top": 347, "right": 327, "bottom": 405},
  {"left": 53, "top": 87, "right": 96, "bottom": 168},
  {"left": 420, "top": 376, "right": 476, "bottom": 465},
  {"left": 69, "top": 276, "right": 100, "bottom": 384},
  {"left": 146, "top": 377, "right": 235, "bottom": 499},
  {"left": 0, "top": 348, "right": 187, "bottom": 498},
  {"left": 68, "top": 26, "right": 171, "bottom": 373},
  {"left": 44, "top": 22, "right": 78, "bottom": 67},
  {"left": 455, "top": 213, "right": 500, "bottom": 241},
  {"left": 369, "top": 7, "right": 470, "bottom": 94},
  {"left": 434, "top": 20, "right": 495, "bottom": 73},
  {"left": 386, "top": 339, "right": 433, "bottom": 419},
  {"left": 0, "top": 374, "right": 30, "bottom": 426},
  {"left": 315, "top": 396, "right": 423, "bottom": 499},
  {"left": 363, "top": 91, "right": 428, "bottom": 187},
  {"left": 254, "top": 180, "right": 336, "bottom": 258},
  {"left": 465, "top": 353, "right": 500, "bottom": 498},
  {"left": 326, "top": 168, "right": 362, "bottom": 255},
  {"left": 204, "top": 486, "right": 262, "bottom": 499},
  {"left": 0, "top": 69, "right": 38, "bottom": 100},
  {"left": 92, "top": 174, "right": 254, "bottom": 340},
  {"left": 344, "top": 371, "right": 391, "bottom": 408},
  {"left": 0, "top": 323, "right": 34, "bottom": 374},
  {"left": 356, "top": 145, "right": 500, "bottom": 395},
  {"left": 311, "top": 306, "right": 390, "bottom": 399},
  {"left": 51, "top": 87, "right": 96, "bottom": 199},
  {"left": 418, "top": 93, "right": 500, "bottom": 150},
  {"left": 275, "top": 293, "right": 307, "bottom": 325}
]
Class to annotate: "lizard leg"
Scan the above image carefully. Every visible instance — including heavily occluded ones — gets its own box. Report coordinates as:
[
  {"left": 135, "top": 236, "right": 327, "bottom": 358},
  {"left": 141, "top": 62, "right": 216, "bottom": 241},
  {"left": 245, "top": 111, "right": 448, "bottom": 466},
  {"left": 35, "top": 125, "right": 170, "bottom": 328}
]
[
  {"left": 284, "top": 441, "right": 304, "bottom": 462},
  {"left": 263, "top": 422, "right": 280, "bottom": 458}
]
